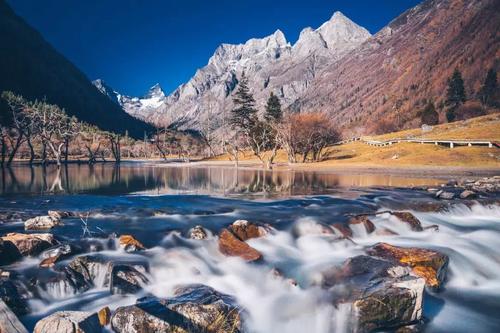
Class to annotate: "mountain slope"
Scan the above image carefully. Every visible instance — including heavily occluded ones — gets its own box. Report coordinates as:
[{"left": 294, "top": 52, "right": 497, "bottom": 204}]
[
  {"left": 296, "top": 0, "right": 500, "bottom": 134},
  {"left": 0, "top": 0, "right": 153, "bottom": 138},
  {"left": 98, "top": 12, "right": 371, "bottom": 130}
]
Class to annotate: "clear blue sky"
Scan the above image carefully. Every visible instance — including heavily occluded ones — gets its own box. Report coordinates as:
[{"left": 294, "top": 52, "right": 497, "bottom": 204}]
[{"left": 7, "top": 0, "right": 421, "bottom": 97}]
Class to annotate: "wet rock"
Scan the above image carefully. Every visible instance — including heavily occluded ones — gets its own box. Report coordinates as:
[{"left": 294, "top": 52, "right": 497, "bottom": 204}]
[
  {"left": 111, "top": 284, "right": 243, "bottom": 333},
  {"left": 188, "top": 225, "right": 208, "bottom": 240},
  {"left": 68, "top": 255, "right": 112, "bottom": 287},
  {"left": 119, "top": 235, "right": 145, "bottom": 252},
  {"left": 36, "top": 266, "right": 91, "bottom": 298},
  {"left": 47, "top": 210, "right": 74, "bottom": 220},
  {"left": 436, "top": 191, "right": 455, "bottom": 200},
  {"left": 331, "top": 223, "right": 353, "bottom": 238},
  {"left": 317, "top": 255, "right": 425, "bottom": 333},
  {"left": 98, "top": 307, "right": 111, "bottom": 326},
  {"left": 228, "top": 219, "right": 268, "bottom": 241},
  {"left": 39, "top": 255, "right": 60, "bottom": 268},
  {"left": 218, "top": 229, "right": 262, "bottom": 262},
  {"left": 110, "top": 264, "right": 148, "bottom": 295},
  {"left": 459, "top": 190, "right": 476, "bottom": 199},
  {"left": 39, "top": 243, "right": 74, "bottom": 268},
  {"left": 348, "top": 215, "right": 376, "bottom": 234},
  {"left": 34, "top": 311, "right": 101, "bottom": 333},
  {"left": 1, "top": 233, "right": 57, "bottom": 256},
  {"left": 0, "top": 278, "right": 29, "bottom": 316},
  {"left": 0, "top": 299, "right": 28, "bottom": 333},
  {"left": 0, "top": 238, "right": 22, "bottom": 265},
  {"left": 390, "top": 212, "right": 423, "bottom": 232},
  {"left": 367, "top": 243, "right": 449, "bottom": 290},
  {"left": 24, "top": 215, "right": 61, "bottom": 230}
]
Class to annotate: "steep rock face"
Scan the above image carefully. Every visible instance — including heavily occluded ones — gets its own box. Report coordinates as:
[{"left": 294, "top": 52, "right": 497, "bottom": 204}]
[
  {"left": 296, "top": 0, "right": 500, "bottom": 134},
  {"left": 0, "top": 1, "right": 152, "bottom": 138},
  {"left": 96, "top": 12, "right": 371, "bottom": 130}
]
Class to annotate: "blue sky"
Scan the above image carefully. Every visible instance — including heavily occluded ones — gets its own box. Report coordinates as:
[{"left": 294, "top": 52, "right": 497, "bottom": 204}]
[{"left": 8, "top": 0, "right": 421, "bottom": 97}]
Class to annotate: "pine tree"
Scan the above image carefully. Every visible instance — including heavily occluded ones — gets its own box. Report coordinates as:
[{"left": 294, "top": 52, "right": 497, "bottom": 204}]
[
  {"left": 420, "top": 101, "right": 439, "bottom": 125},
  {"left": 445, "top": 68, "right": 466, "bottom": 122},
  {"left": 230, "top": 72, "right": 257, "bottom": 133},
  {"left": 264, "top": 92, "right": 282, "bottom": 123},
  {"left": 479, "top": 68, "right": 497, "bottom": 106}
]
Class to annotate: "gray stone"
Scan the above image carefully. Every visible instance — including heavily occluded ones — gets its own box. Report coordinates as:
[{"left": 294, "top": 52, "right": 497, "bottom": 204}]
[
  {"left": 24, "top": 216, "right": 61, "bottom": 230},
  {"left": 34, "top": 311, "right": 101, "bottom": 333},
  {"left": 0, "top": 299, "right": 28, "bottom": 333},
  {"left": 188, "top": 225, "right": 208, "bottom": 240},
  {"left": 459, "top": 190, "right": 476, "bottom": 199}
]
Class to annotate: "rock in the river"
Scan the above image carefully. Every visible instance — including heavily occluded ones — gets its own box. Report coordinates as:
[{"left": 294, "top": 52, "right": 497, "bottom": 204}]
[
  {"left": 367, "top": 242, "right": 449, "bottom": 290},
  {"left": 229, "top": 219, "right": 268, "bottom": 241},
  {"left": 39, "top": 243, "right": 75, "bottom": 268},
  {"left": 111, "top": 284, "right": 243, "bottom": 333},
  {"left": 98, "top": 307, "right": 111, "bottom": 326},
  {"left": 47, "top": 210, "right": 74, "bottom": 220},
  {"left": 0, "top": 278, "right": 29, "bottom": 316},
  {"left": 188, "top": 225, "right": 208, "bottom": 240},
  {"left": 68, "top": 255, "right": 112, "bottom": 287},
  {"left": 348, "top": 215, "right": 376, "bottom": 234},
  {"left": 331, "top": 223, "right": 353, "bottom": 238},
  {"left": 109, "top": 264, "right": 148, "bottom": 295},
  {"left": 390, "top": 212, "right": 423, "bottom": 232},
  {"left": 218, "top": 229, "right": 262, "bottom": 262},
  {"left": 0, "top": 238, "right": 22, "bottom": 265},
  {"left": 119, "top": 235, "right": 145, "bottom": 252},
  {"left": 0, "top": 299, "right": 28, "bottom": 333},
  {"left": 317, "top": 255, "right": 425, "bottom": 332},
  {"left": 1, "top": 233, "right": 57, "bottom": 256},
  {"left": 34, "top": 311, "right": 101, "bottom": 333},
  {"left": 24, "top": 215, "right": 61, "bottom": 230},
  {"left": 459, "top": 190, "right": 476, "bottom": 199},
  {"left": 436, "top": 190, "right": 455, "bottom": 200}
]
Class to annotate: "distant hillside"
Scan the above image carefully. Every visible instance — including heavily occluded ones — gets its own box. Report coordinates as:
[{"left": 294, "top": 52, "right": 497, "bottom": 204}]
[{"left": 0, "top": 0, "right": 153, "bottom": 138}]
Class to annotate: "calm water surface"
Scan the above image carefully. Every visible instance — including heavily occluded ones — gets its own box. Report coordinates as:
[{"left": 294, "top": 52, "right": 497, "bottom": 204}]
[{"left": 0, "top": 163, "right": 499, "bottom": 332}]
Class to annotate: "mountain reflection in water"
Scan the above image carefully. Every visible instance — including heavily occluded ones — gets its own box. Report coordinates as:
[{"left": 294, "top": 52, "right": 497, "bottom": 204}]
[{"left": 0, "top": 163, "right": 444, "bottom": 197}]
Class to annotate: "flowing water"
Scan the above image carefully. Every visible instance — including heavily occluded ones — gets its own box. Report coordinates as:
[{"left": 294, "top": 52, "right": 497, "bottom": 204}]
[{"left": 0, "top": 163, "right": 499, "bottom": 332}]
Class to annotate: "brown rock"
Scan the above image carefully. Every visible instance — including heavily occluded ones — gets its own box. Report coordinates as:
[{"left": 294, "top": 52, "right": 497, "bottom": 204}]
[
  {"left": 39, "top": 254, "right": 61, "bottom": 268},
  {"left": 1, "top": 233, "right": 57, "bottom": 256},
  {"left": 188, "top": 225, "right": 208, "bottom": 240},
  {"left": 98, "top": 307, "right": 111, "bottom": 326},
  {"left": 331, "top": 223, "right": 353, "bottom": 238},
  {"left": 348, "top": 215, "right": 376, "bottom": 234},
  {"left": 218, "top": 229, "right": 262, "bottom": 262},
  {"left": 48, "top": 210, "right": 74, "bottom": 220},
  {"left": 390, "top": 212, "right": 423, "bottom": 232},
  {"left": 228, "top": 219, "right": 268, "bottom": 241},
  {"left": 367, "top": 242, "right": 449, "bottom": 290},
  {"left": 119, "top": 235, "right": 145, "bottom": 252}
]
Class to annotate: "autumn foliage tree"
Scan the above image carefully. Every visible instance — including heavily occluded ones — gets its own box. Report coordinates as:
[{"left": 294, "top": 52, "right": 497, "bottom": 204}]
[{"left": 420, "top": 101, "right": 439, "bottom": 125}]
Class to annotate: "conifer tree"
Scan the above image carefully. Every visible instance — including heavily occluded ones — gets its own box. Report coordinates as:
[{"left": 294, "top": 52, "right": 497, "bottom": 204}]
[
  {"left": 230, "top": 72, "right": 257, "bottom": 133},
  {"left": 446, "top": 68, "right": 466, "bottom": 122},
  {"left": 264, "top": 92, "right": 282, "bottom": 123},
  {"left": 479, "top": 68, "right": 497, "bottom": 107}
]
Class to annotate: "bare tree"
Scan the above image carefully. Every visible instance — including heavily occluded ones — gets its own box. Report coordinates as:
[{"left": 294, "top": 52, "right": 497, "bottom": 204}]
[
  {"left": 107, "top": 132, "right": 121, "bottom": 163},
  {"left": 80, "top": 123, "right": 105, "bottom": 164}
]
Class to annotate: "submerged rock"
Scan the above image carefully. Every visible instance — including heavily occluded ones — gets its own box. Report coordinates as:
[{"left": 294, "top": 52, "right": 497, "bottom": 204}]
[
  {"left": 367, "top": 243, "right": 449, "bottom": 290},
  {"left": 111, "top": 284, "right": 243, "bottom": 333},
  {"left": 188, "top": 225, "right": 208, "bottom": 240},
  {"left": 229, "top": 220, "right": 268, "bottom": 241},
  {"left": 1, "top": 233, "right": 57, "bottom": 257},
  {"left": 0, "top": 299, "right": 28, "bottom": 333},
  {"left": 331, "top": 223, "right": 353, "bottom": 238},
  {"left": 24, "top": 215, "right": 61, "bottom": 230},
  {"left": 109, "top": 264, "right": 148, "bottom": 295},
  {"left": 348, "top": 215, "right": 376, "bottom": 234},
  {"left": 390, "top": 212, "right": 423, "bottom": 232},
  {"left": 218, "top": 229, "right": 262, "bottom": 262},
  {"left": 119, "top": 235, "right": 146, "bottom": 252},
  {"left": 34, "top": 311, "right": 101, "bottom": 333}
]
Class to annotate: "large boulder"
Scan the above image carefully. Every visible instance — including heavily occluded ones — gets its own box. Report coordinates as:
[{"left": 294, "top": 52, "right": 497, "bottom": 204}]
[
  {"left": 0, "top": 238, "right": 22, "bottom": 265},
  {"left": 0, "top": 299, "right": 28, "bottom": 333},
  {"left": 34, "top": 311, "right": 101, "bottom": 333},
  {"left": 218, "top": 229, "right": 262, "bottom": 262},
  {"left": 1, "top": 233, "right": 57, "bottom": 257},
  {"left": 367, "top": 243, "right": 449, "bottom": 290},
  {"left": 68, "top": 255, "right": 111, "bottom": 287},
  {"left": 24, "top": 215, "right": 61, "bottom": 230},
  {"left": 109, "top": 264, "right": 148, "bottom": 295},
  {"left": 111, "top": 284, "right": 243, "bottom": 333},
  {"left": 317, "top": 255, "right": 425, "bottom": 332}
]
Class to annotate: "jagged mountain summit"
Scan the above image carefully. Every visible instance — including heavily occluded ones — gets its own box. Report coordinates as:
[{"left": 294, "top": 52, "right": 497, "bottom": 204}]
[
  {"left": 96, "top": 11, "right": 371, "bottom": 129},
  {"left": 92, "top": 80, "right": 166, "bottom": 121}
]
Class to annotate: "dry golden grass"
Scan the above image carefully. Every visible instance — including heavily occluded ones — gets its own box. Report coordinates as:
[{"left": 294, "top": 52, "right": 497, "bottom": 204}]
[{"left": 209, "top": 114, "right": 500, "bottom": 169}]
